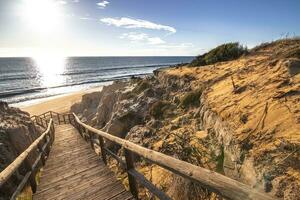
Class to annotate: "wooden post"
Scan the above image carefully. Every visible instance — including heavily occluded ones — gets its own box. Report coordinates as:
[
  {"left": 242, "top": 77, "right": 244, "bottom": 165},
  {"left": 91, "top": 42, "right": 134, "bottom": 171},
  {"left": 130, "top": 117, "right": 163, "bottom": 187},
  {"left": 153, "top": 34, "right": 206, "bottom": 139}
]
[
  {"left": 50, "top": 123, "right": 55, "bottom": 145},
  {"left": 87, "top": 129, "right": 94, "bottom": 150},
  {"left": 98, "top": 135, "right": 107, "bottom": 164},
  {"left": 63, "top": 115, "right": 66, "bottom": 124},
  {"left": 40, "top": 118, "right": 44, "bottom": 127},
  {"left": 78, "top": 124, "right": 83, "bottom": 137},
  {"left": 37, "top": 143, "right": 46, "bottom": 166},
  {"left": 125, "top": 149, "right": 139, "bottom": 199},
  {"left": 57, "top": 113, "right": 60, "bottom": 125},
  {"left": 24, "top": 158, "right": 37, "bottom": 193},
  {"left": 45, "top": 135, "right": 51, "bottom": 157}
]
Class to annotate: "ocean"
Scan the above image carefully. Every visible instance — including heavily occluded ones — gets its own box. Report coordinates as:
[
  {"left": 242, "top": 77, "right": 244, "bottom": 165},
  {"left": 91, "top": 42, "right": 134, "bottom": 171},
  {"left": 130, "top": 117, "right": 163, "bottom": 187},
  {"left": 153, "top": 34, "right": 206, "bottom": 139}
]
[{"left": 0, "top": 56, "right": 193, "bottom": 105}]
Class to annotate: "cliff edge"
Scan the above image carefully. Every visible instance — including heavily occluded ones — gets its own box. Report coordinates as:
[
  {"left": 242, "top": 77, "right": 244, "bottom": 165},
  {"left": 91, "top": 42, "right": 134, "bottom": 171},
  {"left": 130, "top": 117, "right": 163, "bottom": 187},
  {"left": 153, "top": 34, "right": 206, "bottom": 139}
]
[{"left": 71, "top": 39, "right": 300, "bottom": 199}]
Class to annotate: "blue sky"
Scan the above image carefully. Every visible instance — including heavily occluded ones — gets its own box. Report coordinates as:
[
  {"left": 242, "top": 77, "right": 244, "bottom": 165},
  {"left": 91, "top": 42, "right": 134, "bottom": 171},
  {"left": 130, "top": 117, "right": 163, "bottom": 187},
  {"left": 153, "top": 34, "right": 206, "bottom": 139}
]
[{"left": 0, "top": 0, "right": 299, "bottom": 57}]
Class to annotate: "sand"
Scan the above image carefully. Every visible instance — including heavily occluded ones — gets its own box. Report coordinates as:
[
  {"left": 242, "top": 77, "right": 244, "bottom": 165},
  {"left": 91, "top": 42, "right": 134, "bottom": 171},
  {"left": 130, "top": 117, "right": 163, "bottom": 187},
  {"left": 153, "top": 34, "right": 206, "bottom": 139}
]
[{"left": 18, "top": 87, "right": 102, "bottom": 116}]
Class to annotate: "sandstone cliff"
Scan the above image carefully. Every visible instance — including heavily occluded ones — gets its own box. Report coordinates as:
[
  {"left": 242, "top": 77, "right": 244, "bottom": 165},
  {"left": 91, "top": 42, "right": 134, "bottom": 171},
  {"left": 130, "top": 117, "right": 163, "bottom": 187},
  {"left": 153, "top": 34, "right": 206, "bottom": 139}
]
[
  {"left": 71, "top": 39, "right": 300, "bottom": 199},
  {"left": 0, "top": 102, "right": 42, "bottom": 199}
]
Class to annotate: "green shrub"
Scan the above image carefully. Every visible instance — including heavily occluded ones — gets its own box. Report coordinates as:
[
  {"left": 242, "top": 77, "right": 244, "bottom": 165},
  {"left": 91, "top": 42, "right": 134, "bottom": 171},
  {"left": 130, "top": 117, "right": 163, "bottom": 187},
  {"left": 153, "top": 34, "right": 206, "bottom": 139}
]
[
  {"left": 179, "top": 89, "right": 202, "bottom": 108},
  {"left": 189, "top": 42, "right": 248, "bottom": 67}
]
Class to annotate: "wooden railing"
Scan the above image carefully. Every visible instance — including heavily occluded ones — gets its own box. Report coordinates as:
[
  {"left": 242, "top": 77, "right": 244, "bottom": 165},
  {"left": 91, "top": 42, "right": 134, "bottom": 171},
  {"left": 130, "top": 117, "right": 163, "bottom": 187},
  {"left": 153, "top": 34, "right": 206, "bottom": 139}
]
[
  {"left": 0, "top": 111, "right": 75, "bottom": 199},
  {"left": 30, "top": 111, "right": 75, "bottom": 126},
  {"left": 72, "top": 113, "right": 276, "bottom": 200},
  {"left": 0, "top": 119, "right": 55, "bottom": 200},
  {"left": 0, "top": 111, "right": 276, "bottom": 200}
]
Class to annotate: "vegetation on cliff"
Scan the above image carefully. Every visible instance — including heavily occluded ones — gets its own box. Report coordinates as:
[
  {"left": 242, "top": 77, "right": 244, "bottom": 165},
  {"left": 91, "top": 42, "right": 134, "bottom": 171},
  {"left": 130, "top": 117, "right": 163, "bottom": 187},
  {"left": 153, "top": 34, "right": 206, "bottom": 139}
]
[{"left": 189, "top": 42, "right": 248, "bottom": 67}]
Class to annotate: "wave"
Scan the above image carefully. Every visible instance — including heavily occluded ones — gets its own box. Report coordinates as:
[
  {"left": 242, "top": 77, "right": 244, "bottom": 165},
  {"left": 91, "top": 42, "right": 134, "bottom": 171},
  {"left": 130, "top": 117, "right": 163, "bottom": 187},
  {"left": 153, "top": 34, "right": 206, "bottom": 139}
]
[
  {"left": 0, "top": 63, "right": 172, "bottom": 83},
  {"left": 0, "top": 72, "right": 150, "bottom": 99},
  {"left": 61, "top": 63, "right": 173, "bottom": 76},
  {"left": 0, "top": 75, "right": 38, "bottom": 82}
]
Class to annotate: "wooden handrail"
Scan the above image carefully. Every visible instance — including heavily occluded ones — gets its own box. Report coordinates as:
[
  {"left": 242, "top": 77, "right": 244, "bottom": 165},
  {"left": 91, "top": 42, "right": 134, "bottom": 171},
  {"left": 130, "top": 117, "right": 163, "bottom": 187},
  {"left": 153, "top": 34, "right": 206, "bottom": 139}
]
[
  {"left": 0, "top": 119, "right": 54, "bottom": 199},
  {"left": 0, "top": 119, "right": 53, "bottom": 186},
  {"left": 73, "top": 113, "right": 276, "bottom": 200}
]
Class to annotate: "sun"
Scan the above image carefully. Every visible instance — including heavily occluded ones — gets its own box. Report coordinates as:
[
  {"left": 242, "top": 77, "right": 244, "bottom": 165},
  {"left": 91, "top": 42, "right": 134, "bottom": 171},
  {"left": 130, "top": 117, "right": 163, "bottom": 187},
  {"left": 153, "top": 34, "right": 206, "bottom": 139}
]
[{"left": 20, "top": 0, "right": 63, "bottom": 33}]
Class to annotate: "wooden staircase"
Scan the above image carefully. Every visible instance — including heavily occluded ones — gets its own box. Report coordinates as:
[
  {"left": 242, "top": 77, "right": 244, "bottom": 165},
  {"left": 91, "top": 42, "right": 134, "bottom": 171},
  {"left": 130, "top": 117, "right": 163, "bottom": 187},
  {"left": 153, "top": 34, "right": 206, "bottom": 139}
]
[{"left": 33, "top": 124, "right": 133, "bottom": 200}]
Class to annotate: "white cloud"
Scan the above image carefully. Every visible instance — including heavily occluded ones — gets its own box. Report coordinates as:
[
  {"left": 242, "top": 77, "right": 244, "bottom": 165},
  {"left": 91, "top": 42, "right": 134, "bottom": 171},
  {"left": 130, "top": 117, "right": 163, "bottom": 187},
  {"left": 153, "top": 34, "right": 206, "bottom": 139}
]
[
  {"left": 57, "top": 0, "right": 67, "bottom": 4},
  {"left": 73, "top": 0, "right": 79, "bottom": 2},
  {"left": 120, "top": 32, "right": 166, "bottom": 45},
  {"left": 79, "top": 17, "right": 95, "bottom": 21},
  {"left": 100, "top": 17, "right": 176, "bottom": 33},
  {"left": 97, "top": 1, "right": 109, "bottom": 8}
]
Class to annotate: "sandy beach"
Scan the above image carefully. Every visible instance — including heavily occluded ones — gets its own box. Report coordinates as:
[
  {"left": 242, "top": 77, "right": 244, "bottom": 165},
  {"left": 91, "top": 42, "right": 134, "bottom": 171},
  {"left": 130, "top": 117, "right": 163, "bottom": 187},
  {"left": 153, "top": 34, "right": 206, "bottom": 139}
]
[{"left": 18, "top": 87, "right": 102, "bottom": 116}]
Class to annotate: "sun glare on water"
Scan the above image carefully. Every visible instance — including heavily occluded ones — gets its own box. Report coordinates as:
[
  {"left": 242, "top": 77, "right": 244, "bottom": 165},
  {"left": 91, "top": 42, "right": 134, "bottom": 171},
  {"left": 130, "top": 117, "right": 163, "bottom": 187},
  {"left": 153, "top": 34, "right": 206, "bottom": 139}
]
[
  {"left": 34, "top": 56, "right": 66, "bottom": 88},
  {"left": 20, "top": 0, "right": 63, "bottom": 33}
]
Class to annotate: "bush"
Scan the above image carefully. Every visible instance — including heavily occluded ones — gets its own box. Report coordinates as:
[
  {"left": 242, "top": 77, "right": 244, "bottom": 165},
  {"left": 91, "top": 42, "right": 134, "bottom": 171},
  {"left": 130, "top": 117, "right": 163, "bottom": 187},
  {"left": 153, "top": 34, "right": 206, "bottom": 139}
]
[
  {"left": 179, "top": 89, "right": 202, "bottom": 108},
  {"left": 189, "top": 42, "right": 248, "bottom": 67}
]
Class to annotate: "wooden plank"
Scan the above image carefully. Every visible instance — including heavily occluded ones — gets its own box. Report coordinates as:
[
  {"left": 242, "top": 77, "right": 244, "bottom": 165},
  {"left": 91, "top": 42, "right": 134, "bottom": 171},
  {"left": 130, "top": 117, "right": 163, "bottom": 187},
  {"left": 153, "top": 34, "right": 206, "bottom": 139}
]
[
  {"left": 39, "top": 162, "right": 101, "bottom": 184},
  {"left": 89, "top": 182, "right": 126, "bottom": 200},
  {"left": 47, "top": 173, "right": 117, "bottom": 200},
  {"left": 41, "top": 156, "right": 101, "bottom": 176},
  {"left": 107, "top": 190, "right": 134, "bottom": 200},
  {"left": 37, "top": 165, "right": 107, "bottom": 193},
  {"left": 36, "top": 165, "right": 108, "bottom": 193},
  {"left": 35, "top": 168, "right": 112, "bottom": 199},
  {"left": 65, "top": 177, "right": 123, "bottom": 200},
  {"left": 43, "top": 152, "right": 98, "bottom": 170}
]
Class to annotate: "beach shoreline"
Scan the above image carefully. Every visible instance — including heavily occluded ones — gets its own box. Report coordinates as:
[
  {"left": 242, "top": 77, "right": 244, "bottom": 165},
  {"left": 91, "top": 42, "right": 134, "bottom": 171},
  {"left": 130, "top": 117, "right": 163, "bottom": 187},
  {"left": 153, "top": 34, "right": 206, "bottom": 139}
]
[{"left": 16, "top": 86, "right": 103, "bottom": 116}]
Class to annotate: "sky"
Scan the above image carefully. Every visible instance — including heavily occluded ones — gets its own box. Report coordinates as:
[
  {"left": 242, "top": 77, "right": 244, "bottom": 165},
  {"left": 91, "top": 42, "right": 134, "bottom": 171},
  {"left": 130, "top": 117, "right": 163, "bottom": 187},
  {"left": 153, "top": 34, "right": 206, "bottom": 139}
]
[{"left": 0, "top": 0, "right": 299, "bottom": 57}]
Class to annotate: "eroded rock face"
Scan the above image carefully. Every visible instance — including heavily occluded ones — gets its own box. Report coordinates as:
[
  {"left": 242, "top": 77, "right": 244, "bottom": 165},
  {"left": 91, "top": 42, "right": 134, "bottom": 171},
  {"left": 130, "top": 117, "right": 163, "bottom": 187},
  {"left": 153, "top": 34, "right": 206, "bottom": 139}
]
[
  {"left": 71, "top": 79, "right": 161, "bottom": 141},
  {"left": 71, "top": 39, "right": 300, "bottom": 200},
  {"left": 0, "top": 102, "right": 41, "bottom": 199}
]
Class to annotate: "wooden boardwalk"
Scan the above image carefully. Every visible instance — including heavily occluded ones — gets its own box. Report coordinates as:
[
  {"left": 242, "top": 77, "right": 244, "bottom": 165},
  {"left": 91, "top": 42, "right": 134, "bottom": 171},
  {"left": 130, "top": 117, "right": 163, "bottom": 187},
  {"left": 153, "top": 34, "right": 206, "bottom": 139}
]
[{"left": 33, "top": 124, "right": 133, "bottom": 200}]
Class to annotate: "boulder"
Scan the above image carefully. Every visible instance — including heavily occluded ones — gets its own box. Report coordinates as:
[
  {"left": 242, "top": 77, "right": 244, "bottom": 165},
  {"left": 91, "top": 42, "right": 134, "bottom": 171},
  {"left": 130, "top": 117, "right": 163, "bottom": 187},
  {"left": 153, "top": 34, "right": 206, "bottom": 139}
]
[{"left": 0, "top": 102, "right": 41, "bottom": 199}]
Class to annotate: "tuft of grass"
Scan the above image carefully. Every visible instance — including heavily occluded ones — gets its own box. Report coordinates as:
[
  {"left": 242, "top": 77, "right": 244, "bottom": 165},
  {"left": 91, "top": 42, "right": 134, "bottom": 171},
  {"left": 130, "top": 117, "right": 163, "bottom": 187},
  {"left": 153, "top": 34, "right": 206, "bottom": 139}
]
[
  {"left": 215, "top": 146, "right": 225, "bottom": 174},
  {"left": 189, "top": 42, "right": 248, "bottom": 67},
  {"left": 179, "top": 89, "right": 203, "bottom": 108},
  {"left": 133, "top": 80, "right": 151, "bottom": 94}
]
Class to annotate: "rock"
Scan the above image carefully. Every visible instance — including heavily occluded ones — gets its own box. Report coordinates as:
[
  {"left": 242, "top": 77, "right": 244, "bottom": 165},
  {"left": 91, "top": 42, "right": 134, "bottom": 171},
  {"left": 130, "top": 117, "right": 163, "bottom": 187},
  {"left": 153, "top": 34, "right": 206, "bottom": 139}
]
[
  {"left": 285, "top": 58, "right": 300, "bottom": 76},
  {"left": 0, "top": 102, "right": 42, "bottom": 198},
  {"left": 126, "top": 125, "right": 153, "bottom": 144}
]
